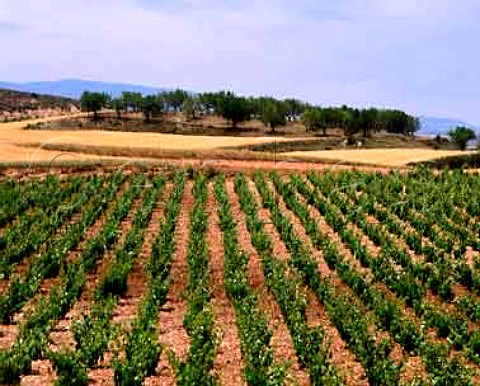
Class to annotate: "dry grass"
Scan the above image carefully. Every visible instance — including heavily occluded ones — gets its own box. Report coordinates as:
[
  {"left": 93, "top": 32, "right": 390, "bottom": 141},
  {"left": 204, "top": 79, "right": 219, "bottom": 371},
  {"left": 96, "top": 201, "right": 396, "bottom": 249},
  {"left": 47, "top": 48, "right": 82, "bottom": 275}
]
[{"left": 283, "top": 148, "right": 477, "bottom": 166}]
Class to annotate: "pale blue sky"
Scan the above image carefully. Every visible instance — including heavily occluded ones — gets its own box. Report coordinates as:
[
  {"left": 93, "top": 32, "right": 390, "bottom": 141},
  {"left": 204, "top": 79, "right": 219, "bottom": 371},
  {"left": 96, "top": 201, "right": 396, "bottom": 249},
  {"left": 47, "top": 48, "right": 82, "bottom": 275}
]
[{"left": 1, "top": 0, "right": 479, "bottom": 122}]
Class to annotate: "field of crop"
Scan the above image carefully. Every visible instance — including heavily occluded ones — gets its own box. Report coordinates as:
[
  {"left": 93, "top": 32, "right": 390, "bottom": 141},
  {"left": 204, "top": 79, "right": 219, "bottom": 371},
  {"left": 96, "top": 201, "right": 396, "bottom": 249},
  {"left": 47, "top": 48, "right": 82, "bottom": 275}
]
[
  {"left": 283, "top": 149, "right": 476, "bottom": 167},
  {"left": 0, "top": 115, "right": 473, "bottom": 167},
  {"left": 1, "top": 167, "right": 480, "bottom": 385}
]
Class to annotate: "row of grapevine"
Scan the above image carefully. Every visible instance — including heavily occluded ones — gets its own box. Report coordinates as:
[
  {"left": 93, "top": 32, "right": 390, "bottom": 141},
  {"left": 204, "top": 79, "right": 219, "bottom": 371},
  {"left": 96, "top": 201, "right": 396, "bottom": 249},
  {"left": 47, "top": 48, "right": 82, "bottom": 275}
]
[
  {"left": 354, "top": 172, "right": 480, "bottom": 295},
  {"left": 214, "top": 175, "right": 285, "bottom": 385},
  {"left": 336, "top": 174, "right": 480, "bottom": 313},
  {"left": 0, "top": 169, "right": 478, "bottom": 385},
  {"left": 305, "top": 172, "right": 477, "bottom": 353},
  {"left": 359, "top": 171, "right": 475, "bottom": 256},
  {"left": 0, "top": 175, "right": 104, "bottom": 277},
  {"left": 114, "top": 173, "right": 186, "bottom": 385},
  {"left": 0, "top": 176, "right": 65, "bottom": 228},
  {"left": 234, "top": 173, "right": 342, "bottom": 385},
  {"left": 0, "top": 172, "right": 127, "bottom": 323},
  {"left": 273, "top": 172, "right": 472, "bottom": 384},
  {"left": 0, "top": 173, "right": 146, "bottom": 384},
  {"left": 173, "top": 174, "right": 217, "bottom": 385},
  {"left": 50, "top": 173, "right": 152, "bottom": 385},
  {"left": 322, "top": 170, "right": 480, "bottom": 325}
]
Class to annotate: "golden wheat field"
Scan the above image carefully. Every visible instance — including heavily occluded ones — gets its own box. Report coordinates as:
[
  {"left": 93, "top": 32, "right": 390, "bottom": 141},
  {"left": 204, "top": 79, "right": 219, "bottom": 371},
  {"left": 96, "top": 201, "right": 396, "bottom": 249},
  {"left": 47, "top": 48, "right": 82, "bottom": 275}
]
[{"left": 0, "top": 115, "right": 473, "bottom": 166}]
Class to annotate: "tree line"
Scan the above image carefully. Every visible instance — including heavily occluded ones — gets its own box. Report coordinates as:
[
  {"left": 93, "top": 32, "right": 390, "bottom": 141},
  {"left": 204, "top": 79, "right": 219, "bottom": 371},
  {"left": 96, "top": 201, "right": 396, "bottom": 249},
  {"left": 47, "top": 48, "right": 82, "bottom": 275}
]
[{"left": 80, "top": 89, "right": 422, "bottom": 137}]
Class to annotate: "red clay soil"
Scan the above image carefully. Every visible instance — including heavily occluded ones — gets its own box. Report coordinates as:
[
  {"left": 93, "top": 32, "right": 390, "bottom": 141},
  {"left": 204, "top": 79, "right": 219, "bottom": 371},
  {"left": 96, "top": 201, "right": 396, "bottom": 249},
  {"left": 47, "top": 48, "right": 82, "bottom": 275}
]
[
  {"left": 207, "top": 183, "right": 246, "bottom": 385},
  {"left": 154, "top": 158, "right": 397, "bottom": 175},
  {"left": 19, "top": 360, "right": 55, "bottom": 386},
  {"left": 225, "top": 180, "right": 310, "bottom": 386},
  {"left": 465, "top": 247, "right": 479, "bottom": 270},
  {"left": 0, "top": 158, "right": 397, "bottom": 184},
  {"left": 147, "top": 181, "right": 193, "bottom": 385}
]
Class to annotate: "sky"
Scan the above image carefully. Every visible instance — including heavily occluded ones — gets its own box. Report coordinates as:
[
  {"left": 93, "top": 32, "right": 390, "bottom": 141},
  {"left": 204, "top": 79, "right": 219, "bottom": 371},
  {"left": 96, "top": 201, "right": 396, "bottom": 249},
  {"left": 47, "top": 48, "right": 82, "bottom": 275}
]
[{"left": 1, "top": 0, "right": 480, "bottom": 122}]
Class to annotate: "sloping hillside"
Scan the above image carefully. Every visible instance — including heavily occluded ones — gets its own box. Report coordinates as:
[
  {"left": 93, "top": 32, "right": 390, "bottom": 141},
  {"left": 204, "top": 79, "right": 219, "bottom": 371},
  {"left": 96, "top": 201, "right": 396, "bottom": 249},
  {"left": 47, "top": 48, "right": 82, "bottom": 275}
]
[
  {"left": 0, "top": 88, "right": 79, "bottom": 119},
  {"left": 0, "top": 79, "right": 167, "bottom": 99}
]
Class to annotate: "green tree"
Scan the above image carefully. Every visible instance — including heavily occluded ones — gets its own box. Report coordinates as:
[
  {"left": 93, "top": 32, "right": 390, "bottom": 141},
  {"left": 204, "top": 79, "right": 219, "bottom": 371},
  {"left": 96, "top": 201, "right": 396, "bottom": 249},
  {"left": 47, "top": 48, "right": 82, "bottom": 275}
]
[
  {"left": 142, "top": 95, "right": 163, "bottom": 123},
  {"left": 448, "top": 126, "right": 476, "bottom": 150},
  {"left": 121, "top": 92, "right": 143, "bottom": 113},
  {"left": 111, "top": 97, "right": 123, "bottom": 119},
  {"left": 344, "top": 109, "right": 361, "bottom": 137},
  {"left": 302, "top": 108, "right": 326, "bottom": 134},
  {"left": 359, "top": 108, "right": 378, "bottom": 138},
  {"left": 198, "top": 92, "right": 220, "bottom": 114},
  {"left": 377, "top": 110, "right": 419, "bottom": 136},
  {"left": 182, "top": 96, "right": 201, "bottom": 120},
  {"left": 80, "top": 91, "right": 109, "bottom": 120},
  {"left": 283, "top": 98, "right": 307, "bottom": 121},
  {"left": 216, "top": 92, "right": 251, "bottom": 129},
  {"left": 261, "top": 100, "right": 286, "bottom": 133},
  {"left": 162, "top": 89, "right": 188, "bottom": 112}
]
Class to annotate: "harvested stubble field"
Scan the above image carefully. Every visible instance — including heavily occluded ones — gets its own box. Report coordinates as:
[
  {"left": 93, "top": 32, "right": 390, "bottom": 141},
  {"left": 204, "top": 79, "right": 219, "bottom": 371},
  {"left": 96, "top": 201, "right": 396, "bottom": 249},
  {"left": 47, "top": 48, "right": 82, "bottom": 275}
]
[
  {"left": 0, "top": 115, "right": 307, "bottom": 165},
  {"left": 1, "top": 167, "right": 480, "bottom": 385},
  {"left": 0, "top": 115, "right": 474, "bottom": 167},
  {"left": 283, "top": 148, "right": 477, "bottom": 167}
]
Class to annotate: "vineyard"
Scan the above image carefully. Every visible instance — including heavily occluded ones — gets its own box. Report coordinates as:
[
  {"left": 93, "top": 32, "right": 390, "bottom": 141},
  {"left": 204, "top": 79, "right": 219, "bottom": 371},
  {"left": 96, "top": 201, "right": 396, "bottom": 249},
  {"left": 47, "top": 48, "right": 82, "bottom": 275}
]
[{"left": 0, "top": 167, "right": 480, "bottom": 385}]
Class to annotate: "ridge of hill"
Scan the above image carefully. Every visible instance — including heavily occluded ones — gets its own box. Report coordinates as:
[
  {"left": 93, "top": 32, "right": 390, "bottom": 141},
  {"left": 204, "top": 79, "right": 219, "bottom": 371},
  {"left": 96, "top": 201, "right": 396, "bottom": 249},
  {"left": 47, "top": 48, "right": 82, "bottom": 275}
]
[{"left": 0, "top": 79, "right": 167, "bottom": 99}]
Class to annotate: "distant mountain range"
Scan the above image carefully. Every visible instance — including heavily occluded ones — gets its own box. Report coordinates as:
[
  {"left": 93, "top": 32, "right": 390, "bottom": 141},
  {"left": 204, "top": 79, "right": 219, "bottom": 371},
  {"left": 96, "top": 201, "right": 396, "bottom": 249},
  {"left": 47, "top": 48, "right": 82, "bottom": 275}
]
[
  {"left": 419, "top": 116, "right": 480, "bottom": 136},
  {"left": 0, "top": 79, "right": 167, "bottom": 99},
  {"left": 1, "top": 79, "right": 479, "bottom": 136}
]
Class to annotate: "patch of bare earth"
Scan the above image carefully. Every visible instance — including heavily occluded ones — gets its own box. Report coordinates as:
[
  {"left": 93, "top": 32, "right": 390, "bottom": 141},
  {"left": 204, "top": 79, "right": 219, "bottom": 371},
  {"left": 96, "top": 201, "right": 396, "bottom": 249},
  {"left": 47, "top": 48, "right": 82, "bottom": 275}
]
[
  {"left": 465, "top": 247, "right": 479, "bottom": 270},
  {"left": 19, "top": 360, "right": 55, "bottom": 386},
  {"left": 226, "top": 179, "right": 310, "bottom": 386},
  {"left": 206, "top": 183, "right": 246, "bottom": 385},
  {"left": 146, "top": 181, "right": 193, "bottom": 385}
]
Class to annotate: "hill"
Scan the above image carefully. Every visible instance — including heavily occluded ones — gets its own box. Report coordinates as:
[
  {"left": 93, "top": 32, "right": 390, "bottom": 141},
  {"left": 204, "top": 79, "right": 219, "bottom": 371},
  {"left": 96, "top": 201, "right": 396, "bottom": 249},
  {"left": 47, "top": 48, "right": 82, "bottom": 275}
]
[
  {"left": 0, "top": 88, "right": 79, "bottom": 119},
  {"left": 0, "top": 79, "right": 167, "bottom": 99}
]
